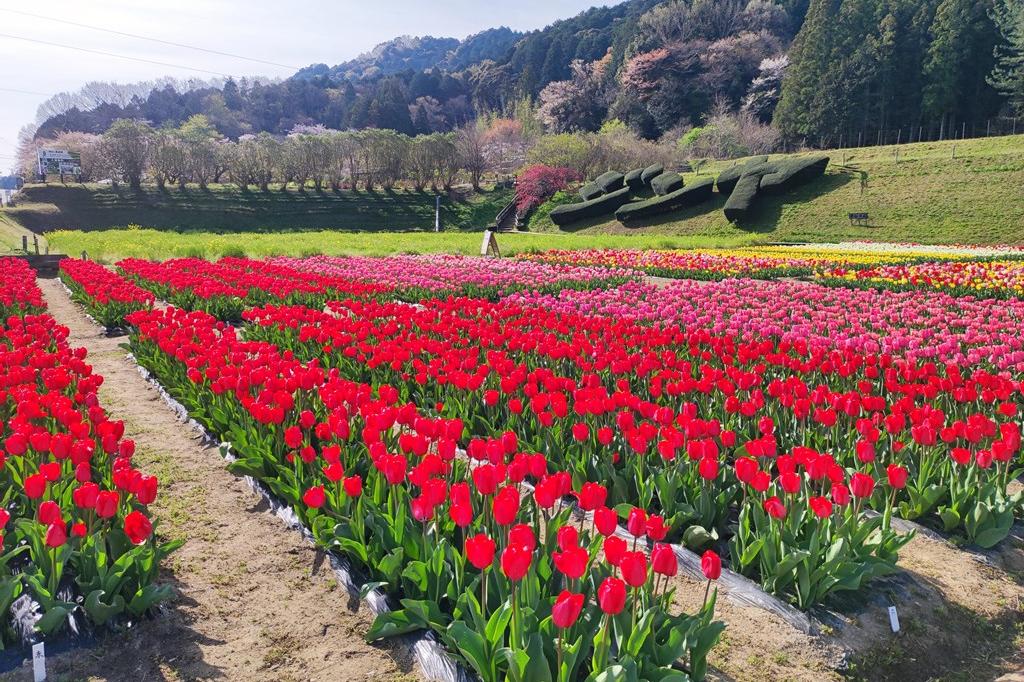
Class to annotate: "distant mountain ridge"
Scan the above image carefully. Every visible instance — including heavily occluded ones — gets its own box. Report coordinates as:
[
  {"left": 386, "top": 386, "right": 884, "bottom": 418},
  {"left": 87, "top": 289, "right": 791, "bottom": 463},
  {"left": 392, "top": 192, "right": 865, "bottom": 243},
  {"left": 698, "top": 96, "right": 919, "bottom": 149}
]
[{"left": 295, "top": 27, "right": 523, "bottom": 82}]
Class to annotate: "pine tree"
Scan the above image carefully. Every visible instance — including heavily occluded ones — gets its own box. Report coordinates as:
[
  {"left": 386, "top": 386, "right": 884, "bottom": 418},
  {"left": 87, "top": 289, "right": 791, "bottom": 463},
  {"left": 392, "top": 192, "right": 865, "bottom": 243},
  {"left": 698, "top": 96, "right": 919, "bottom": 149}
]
[
  {"left": 989, "top": 0, "right": 1024, "bottom": 114},
  {"left": 773, "top": 0, "right": 840, "bottom": 141},
  {"left": 922, "top": 0, "right": 1001, "bottom": 131}
]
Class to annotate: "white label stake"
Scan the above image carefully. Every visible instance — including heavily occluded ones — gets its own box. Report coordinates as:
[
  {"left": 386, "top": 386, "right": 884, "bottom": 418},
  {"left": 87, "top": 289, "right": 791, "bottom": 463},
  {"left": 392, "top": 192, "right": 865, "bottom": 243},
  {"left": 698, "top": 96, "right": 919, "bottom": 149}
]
[
  {"left": 32, "top": 642, "right": 46, "bottom": 681},
  {"left": 888, "top": 605, "right": 900, "bottom": 633}
]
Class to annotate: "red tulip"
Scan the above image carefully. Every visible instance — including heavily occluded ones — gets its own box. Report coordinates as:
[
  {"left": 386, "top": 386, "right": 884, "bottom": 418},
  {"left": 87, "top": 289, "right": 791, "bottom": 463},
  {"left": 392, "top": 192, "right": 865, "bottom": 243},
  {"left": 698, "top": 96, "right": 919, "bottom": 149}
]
[
  {"left": 302, "top": 485, "right": 326, "bottom": 508},
  {"left": 343, "top": 475, "right": 362, "bottom": 497},
  {"left": 764, "top": 496, "right": 787, "bottom": 519},
  {"left": 620, "top": 551, "right": 648, "bottom": 587},
  {"left": 323, "top": 462, "right": 344, "bottom": 483},
  {"left": 603, "top": 535, "right": 627, "bottom": 567},
  {"left": 576, "top": 482, "right": 607, "bottom": 511},
  {"left": 123, "top": 510, "right": 152, "bottom": 544},
  {"left": 646, "top": 514, "right": 668, "bottom": 541},
  {"left": 809, "top": 496, "right": 834, "bottom": 518},
  {"left": 71, "top": 522, "right": 87, "bottom": 538},
  {"left": 626, "top": 507, "right": 647, "bottom": 538},
  {"left": 37, "top": 500, "right": 62, "bottom": 526},
  {"left": 95, "top": 490, "right": 119, "bottom": 518},
  {"left": 831, "top": 483, "right": 851, "bottom": 506},
  {"left": 556, "top": 525, "right": 579, "bottom": 551},
  {"left": 651, "top": 543, "right": 678, "bottom": 576},
  {"left": 465, "top": 533, "right": 496, "bottom": 570},
  {"left": 593, "top": 506, "right": 618, "bottom": 536},
  {"left": 492, "top": 485, "right": 520, "bottom": 525},
  {"left": 886, "top": 464, "right": 908, "bottom": 489},
  {"left": 850, "top": 472, "right": 875, "bottom": 499},
  {"left": 501, "top": 544, "right": 532, "bottom": 581},
  {"left": 553, "top": 545, "right": 589, "bottom": 580},
  {"left": 45, "top": 522, "right": 67, "bottom": 548},
  {"left": 778, "top": 472, "right": 801, "bottom": 494},
  {"left": 734, "top": 457, "right": 758, "bottom": 483},
  {"left": 551, "top": 590, "right": 585, "bottom": 629},
  {"left": 24, "top": 473, "right": 46, "bottom": 499},
  {"left": 698, "top": 458, "right": 719, "bottom": 481},
  {"left": 597, "top": 577, "right": 627, "bottom": 615},
  {"left": 701, "top": 550, "right": 721, "bottom": 581},
  {"left": 571, "top": 423, "right": 590, "bottom": 442},
  {"left": 508, "top": 524, "right": 536, "bottom": 553}
]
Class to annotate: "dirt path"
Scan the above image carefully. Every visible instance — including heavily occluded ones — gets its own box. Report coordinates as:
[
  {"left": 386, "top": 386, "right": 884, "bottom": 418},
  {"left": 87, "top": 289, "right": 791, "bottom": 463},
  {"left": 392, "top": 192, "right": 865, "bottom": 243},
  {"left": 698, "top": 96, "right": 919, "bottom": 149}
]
[{"left": 3, "top": 278, "right": 421, "bottom": 682}]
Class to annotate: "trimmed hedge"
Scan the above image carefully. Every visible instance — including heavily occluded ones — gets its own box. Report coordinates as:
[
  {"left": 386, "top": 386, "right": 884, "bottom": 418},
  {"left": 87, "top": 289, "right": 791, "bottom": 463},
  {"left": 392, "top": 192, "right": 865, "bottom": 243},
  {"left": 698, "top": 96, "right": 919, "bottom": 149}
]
[
  {"left": 549, "top": 187, "right": 633, "bottom": 226},
  {"left": 625, "top": 168, "right": 645, "bottom": 191},
  {"left": 641, "top": 164, "right": 664, "bottom": 184},
  {"left": 579, "top": 183, "right": 604, "bottom": 201},
  {"left": 759, "top": 155, "right": 829, "bottom": 195},
  {"left": 651, "top": 172, "right": 684, "bottom": 196},
  {"left": 615, "top": 177, "right": 715, "bottom": 223},
  {"left": 595, "top": 171, "right": 625, "bottom": 193},
  {"left": 723, "top": 163, "right": 771, "bottom": 223},
  {"left": 716, "top": 156, "right": 768, "bottom": 196}
]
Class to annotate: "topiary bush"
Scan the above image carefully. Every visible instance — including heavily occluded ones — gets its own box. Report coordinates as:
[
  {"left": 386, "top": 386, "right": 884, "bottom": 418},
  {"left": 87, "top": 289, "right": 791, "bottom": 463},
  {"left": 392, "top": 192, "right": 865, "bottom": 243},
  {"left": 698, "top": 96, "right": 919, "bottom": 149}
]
[
  {"left": 625, "top": 168, "right": 645, "bottom": 192},
  {"left": 549, "top": 187, "right": 633, "bottom": 226},
  {"left": 716, "top": 155, "right": 768, "bottom": 196},
  {"left": 595, "top": 171, "right": 625, "bottom": 193},
  {"left": 759, "top": 155, "right": 829, "bottom": 195},
  {"left": 579, "top": 183, "right": 604, "bottom": 201},
  {"left": 615, "top": 177, "right": 715, "bottom": 224},
  {"left": 651, "top": 172, "right": 684, "bottom": 196},
  {"left": 723, "top": 163, "right": 770, "bottom": 223},
  {"left": 641, "top": 164, "right": 664, "bottom": 184}
]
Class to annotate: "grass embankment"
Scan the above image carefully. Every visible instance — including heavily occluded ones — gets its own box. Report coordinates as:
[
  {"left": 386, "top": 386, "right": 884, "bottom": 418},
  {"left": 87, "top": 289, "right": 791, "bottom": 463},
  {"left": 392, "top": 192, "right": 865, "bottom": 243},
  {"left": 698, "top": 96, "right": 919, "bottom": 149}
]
[
  {"left": 4, "top": 183, "right": 511, "bottom": 233},
  {"left": 45, "top": 229, "right": 756, "bottom": 262},
  {"left": 527, "top": 135, "right": 1024, "bottom": 245}
]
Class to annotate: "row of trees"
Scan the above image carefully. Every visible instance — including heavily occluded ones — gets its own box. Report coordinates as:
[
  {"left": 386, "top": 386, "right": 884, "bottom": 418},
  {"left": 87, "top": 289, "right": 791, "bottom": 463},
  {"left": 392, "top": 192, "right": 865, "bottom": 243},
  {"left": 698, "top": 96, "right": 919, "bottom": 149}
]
[{"left": 23, "top": 112, "right": 715, "bottom": 190}]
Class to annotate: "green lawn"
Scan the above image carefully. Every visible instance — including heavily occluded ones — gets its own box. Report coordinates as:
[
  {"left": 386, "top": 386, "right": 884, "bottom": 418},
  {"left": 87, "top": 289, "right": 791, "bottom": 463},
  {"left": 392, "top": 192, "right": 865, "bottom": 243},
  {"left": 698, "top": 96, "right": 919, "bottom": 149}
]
[
  {"left": 528, "top": 135, "right": 1024, "bottom": 246},
  {"left": 4, "top": 183, "right": 511, "bottom": 233},
  {"left": 45, "top": 228, "right": 759, "bottom": 262}
]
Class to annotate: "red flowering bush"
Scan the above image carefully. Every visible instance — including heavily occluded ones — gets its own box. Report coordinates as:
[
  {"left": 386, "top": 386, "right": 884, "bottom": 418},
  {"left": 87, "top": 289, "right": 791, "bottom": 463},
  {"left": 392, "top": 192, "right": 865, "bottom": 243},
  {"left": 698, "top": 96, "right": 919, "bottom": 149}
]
[
  {"left": 0, "top": 259, "right": 178, "bottom": 644},
  {"left": 515, "top": 165, "right": 580, "bottom": 216}
]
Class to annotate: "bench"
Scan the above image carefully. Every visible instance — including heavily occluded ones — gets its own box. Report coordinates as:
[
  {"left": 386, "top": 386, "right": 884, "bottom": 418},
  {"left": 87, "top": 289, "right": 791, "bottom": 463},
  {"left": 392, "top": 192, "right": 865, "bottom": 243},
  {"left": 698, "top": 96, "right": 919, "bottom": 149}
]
[{"left": 848, "top": 212, "right": 870, "bottom": 226}]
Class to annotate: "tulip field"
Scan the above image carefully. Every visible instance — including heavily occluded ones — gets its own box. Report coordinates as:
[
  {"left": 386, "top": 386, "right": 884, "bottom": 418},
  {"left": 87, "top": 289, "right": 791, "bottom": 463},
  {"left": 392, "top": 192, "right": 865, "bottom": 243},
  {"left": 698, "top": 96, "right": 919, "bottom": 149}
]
[
  {"left": 0, "top": 258, "right": 177, "bottom": 649},
  {"left": 4, "top": 244, "right": 1024, "bottom": 680}
]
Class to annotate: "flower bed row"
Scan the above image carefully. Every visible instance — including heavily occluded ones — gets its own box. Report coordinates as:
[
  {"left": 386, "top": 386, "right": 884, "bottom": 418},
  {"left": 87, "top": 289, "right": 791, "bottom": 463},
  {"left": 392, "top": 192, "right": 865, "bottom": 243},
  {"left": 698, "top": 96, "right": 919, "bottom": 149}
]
[
  {"left": 247, "top": 296, "right": 1023, "bottom": 552},
  {"left": 273, "top": 254, "right": 639, "bottom": 300},
  {"left": 126, "top": 305, "right": 724, "bottom": 680},
  {"left": 0, "top": 258, "right": 177, "bottom": 647},
  {"left": 817, "top": 259, "right": 1024, "bottom": 299},
  {"left": 116, "top": 257, "right": 391, "bottom": 321},
  {"left": 59, "top": 258, "right": 154, "bottom": 330},
  {"left": 506, "top": 279, "right": 1024, "bottom": 372}
]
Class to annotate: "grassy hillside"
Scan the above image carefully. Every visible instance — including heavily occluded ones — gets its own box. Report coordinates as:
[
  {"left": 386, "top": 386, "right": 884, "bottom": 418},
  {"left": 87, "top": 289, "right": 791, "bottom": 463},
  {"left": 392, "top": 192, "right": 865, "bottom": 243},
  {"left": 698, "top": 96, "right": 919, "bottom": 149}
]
[
  {"left": 3, "top": 183, "right": 511, "bottom": 233},
  {"left": 528, "top": 135, "right": 1024, "bottom": 245},
  {"left": 45, "top": 229, "right": 756, "bottom": 262}
]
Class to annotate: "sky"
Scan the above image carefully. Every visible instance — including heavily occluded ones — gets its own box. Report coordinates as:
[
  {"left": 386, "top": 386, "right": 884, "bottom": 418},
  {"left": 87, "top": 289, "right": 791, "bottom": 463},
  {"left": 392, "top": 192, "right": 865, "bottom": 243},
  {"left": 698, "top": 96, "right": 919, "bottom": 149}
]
[{"left": 0, "top": 0, "right": 615, "bottom": 174}]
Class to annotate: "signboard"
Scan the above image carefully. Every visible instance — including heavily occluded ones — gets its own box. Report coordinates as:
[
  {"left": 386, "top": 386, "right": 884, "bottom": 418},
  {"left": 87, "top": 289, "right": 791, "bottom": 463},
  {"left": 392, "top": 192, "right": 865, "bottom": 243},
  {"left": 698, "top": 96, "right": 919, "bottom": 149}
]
[{"left": 37, "top": 149, "right": 81, "bottom": 177}]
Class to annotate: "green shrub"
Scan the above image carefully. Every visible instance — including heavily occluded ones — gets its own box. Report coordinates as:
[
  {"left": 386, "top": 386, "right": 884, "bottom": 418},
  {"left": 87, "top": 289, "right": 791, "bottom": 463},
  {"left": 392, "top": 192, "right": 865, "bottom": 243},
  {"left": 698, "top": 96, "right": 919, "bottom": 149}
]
[
  {"left": 595, "top": 171, "right": 625, "bottom": 193},
  {"left": 723, "top": 163, "right": 770, "bottom": 223},
  {"left": 549, "top": 187, "right": 633, "bottom": 226},
  {"left": 615, "top": 177, "right": 715, "bottom": 223},
  {"left": 641, "top": 164, "right": 664, "bottom": 184},
  {"left": 759, "top": 155, "right": 830, "bottom": 195},
  {"left": 651, "top": 172, "right": 684, "bottom": 195},
  {"left": 716, "top": 155, "right": 768, "bottom": 196},
  {"left": 624, "top": 168, "right": 645, "bottom": 191},
  {"left": 579, "top": 182, "right": 604, "bottom": 201}
]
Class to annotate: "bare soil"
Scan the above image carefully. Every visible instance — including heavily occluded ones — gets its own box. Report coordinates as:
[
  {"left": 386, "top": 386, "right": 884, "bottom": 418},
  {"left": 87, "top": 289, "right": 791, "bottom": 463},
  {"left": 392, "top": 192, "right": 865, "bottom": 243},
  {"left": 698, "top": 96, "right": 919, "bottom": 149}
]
[
  {"left": 1, "top": 278, "right": 421, "bottom": 682},
  {"left": 667, "top": 524, "right": 1024, "bottom": 682}
]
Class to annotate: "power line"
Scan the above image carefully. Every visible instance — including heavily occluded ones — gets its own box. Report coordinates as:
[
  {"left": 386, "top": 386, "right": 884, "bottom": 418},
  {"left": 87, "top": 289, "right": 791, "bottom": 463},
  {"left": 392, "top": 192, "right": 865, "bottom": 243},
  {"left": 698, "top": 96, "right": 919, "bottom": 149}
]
[
  {"left": 0, "top": 8, "right": 299, "bottom": 71},
  {"left": 0, "top": 86, "right": 52, "bottom": 96},
  {"left": 0, "top": 32, "right": 233, "bottom": 78}
]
